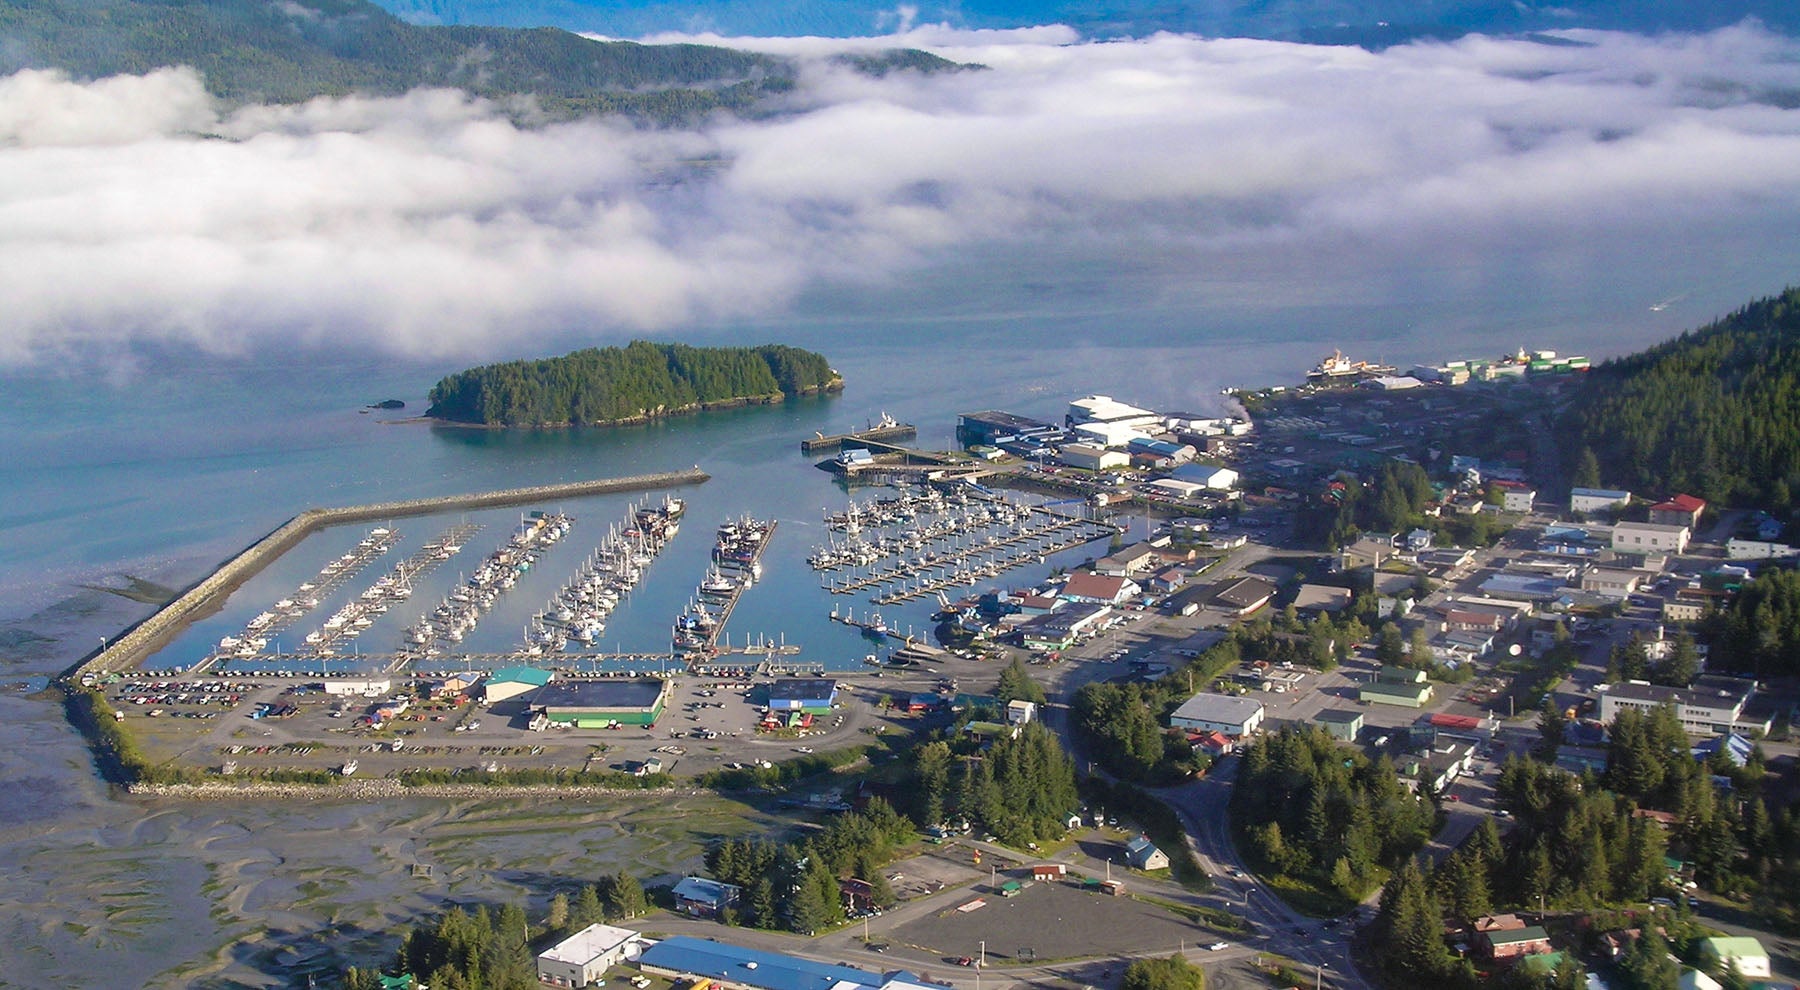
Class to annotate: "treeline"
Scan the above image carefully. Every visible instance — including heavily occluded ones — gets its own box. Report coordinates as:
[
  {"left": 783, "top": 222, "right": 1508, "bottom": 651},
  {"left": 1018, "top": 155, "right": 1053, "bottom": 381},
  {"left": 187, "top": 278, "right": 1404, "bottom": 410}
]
[
  {"left": 702, "top": 799, "right": 911, "bottom": 933},
  {"left": 1561, "top": 284, "right": 1800, "bottom": 508},
  {"left": 346, "top": 902, "right": 536, "bottom": 990},
  {"left": 907, "top": 722, "right": 1080, "bottom": 845},
  {"left": 1708, "top": 567, "right": 1800, "bottom": 678},
  {"left": 1231, "top": 726, "right": 1435, "bottom": 909},
  {"left": 426, "top": 341, "right": 839, "bottom": 426}
]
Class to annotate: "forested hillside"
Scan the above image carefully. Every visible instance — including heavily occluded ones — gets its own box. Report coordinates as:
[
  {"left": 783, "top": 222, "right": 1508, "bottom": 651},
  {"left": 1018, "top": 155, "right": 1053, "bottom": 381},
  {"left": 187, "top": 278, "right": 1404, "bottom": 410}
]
[
  {"left": 1561, "top": 286, "right": 1800, "bottom": 508},
  {"left": 425, "top": 340, "right": 840, "bottom": 426},
  {"left": 0, "top": 0, "right": 958, "bottom": 121}
]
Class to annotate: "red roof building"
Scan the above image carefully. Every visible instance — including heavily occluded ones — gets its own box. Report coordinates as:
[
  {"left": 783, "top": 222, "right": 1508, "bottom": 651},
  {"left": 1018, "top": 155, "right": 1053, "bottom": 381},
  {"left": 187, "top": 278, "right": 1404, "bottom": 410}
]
[{"left": 1649, "top": 494, "right": 1706, "bottom": 528}]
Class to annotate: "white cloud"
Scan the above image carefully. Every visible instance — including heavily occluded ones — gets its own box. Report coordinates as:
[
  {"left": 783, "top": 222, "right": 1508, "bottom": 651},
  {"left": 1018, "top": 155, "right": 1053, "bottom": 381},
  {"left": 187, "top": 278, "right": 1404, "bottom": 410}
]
[{"left": 1, "top": 23, "right": 1799, "bottom": 365}]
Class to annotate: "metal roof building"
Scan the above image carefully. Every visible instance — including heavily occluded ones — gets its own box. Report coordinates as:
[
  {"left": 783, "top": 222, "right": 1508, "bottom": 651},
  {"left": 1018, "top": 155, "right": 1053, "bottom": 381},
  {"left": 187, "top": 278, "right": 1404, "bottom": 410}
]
[
  {"left": 1168, "top": 693, "right": 1265, "bottom": 735},
  {"left": 638, "top": 936, "right": 953, "bottom": 990},
  {"left": 531, "top": 678, "right": 670, "bottom": 727},
  {"left": 768, "top": 678, "right": 839, "bottom": 713}
]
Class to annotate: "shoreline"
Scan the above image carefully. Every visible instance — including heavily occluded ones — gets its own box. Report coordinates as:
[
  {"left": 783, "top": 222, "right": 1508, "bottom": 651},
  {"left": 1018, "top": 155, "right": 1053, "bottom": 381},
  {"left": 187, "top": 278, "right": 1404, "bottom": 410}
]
[
  {"left": 414, "top": 381, "right": 844, "bottom": 430},
  {"left": 127, "top": 779, "right": 692, "bottom": 801}
]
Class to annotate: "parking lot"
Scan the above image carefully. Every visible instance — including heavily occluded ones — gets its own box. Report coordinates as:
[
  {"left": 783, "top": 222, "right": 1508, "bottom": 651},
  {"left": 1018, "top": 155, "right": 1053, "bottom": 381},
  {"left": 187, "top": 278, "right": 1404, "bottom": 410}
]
[{"left": 98, "top": 665, "right": 963, "bottom": 779}]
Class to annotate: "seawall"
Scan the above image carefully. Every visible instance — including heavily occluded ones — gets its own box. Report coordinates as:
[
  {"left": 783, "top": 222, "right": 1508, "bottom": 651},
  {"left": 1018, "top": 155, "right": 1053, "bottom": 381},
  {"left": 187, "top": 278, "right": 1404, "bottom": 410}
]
[{"left": 67, "top": 468, "right": 710, "bottom": 682}]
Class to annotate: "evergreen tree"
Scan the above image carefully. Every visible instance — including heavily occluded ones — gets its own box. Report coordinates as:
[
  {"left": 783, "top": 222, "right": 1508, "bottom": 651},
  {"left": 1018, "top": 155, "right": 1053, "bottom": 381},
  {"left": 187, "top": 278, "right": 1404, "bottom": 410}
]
[{"left": 1121, "top": 954, "right": 1205, "bottom": 990}]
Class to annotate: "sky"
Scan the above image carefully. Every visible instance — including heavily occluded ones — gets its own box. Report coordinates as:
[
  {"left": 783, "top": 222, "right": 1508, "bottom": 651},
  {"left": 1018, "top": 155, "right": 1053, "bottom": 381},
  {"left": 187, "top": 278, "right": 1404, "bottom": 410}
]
[{"left": 2, "top": 22, "right": 1799, "bottom": 366}]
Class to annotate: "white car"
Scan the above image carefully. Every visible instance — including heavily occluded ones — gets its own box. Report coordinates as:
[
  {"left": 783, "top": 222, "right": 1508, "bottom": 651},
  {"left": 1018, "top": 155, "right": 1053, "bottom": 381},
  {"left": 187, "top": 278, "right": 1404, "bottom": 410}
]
[
  {"left": 1207, "top": 942, "right": 1229, "bottom": 951},
  {"left": 795, "top": 746, "right": 813, "bottom": 754}
]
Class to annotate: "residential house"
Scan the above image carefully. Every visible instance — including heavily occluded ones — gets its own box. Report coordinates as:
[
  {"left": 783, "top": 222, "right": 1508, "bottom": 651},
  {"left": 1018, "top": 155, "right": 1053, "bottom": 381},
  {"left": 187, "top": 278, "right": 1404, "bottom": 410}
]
[
  {"left": 1477, "top": 926, "right": 1552, "bottom": 961},
  {"left": 1699, "top": 937, "right": 1771, "bottom": 979},
  {"left": 1649, "top": 494, "right": 1707, "bottom": 529},
  {"left": 1570, "top": 487, "right": 1632, "bottom": 515},
  {"left": 1125, "top": 835, "right": 1169, "bottom": 871},
  {"left": 671, "top": 877, "right": 742, "bottom": 918}
]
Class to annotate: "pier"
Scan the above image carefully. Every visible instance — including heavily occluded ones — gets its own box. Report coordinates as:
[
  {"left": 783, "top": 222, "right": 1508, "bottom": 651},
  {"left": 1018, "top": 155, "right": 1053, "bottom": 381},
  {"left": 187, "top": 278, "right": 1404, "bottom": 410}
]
[
  {"left": 799, "top": 417, "right": 918, "bottom": 452},
  {"left": 672, "top": 518, "right": 778, "bottom": 660}
]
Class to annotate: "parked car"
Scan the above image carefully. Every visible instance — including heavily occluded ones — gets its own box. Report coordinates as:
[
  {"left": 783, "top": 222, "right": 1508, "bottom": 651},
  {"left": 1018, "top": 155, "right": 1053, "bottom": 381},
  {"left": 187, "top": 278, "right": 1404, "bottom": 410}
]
[{"left": 1207, "top": 942, "right": 1229, "bottom": 951}]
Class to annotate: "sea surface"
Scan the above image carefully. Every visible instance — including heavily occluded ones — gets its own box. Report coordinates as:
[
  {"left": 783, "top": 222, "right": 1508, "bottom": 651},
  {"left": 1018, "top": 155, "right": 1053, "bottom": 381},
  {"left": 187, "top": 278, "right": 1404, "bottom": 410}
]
[{"left": 1, "top": 233, "right": 1798, "bottom": 985}]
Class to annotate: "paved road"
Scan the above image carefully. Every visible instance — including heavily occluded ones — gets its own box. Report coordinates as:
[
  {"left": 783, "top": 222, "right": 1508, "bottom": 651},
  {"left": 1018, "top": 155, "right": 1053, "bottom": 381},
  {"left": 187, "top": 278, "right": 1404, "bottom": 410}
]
[{"left": 1154, "top": 761, "right": 1370, "bottom": 990}]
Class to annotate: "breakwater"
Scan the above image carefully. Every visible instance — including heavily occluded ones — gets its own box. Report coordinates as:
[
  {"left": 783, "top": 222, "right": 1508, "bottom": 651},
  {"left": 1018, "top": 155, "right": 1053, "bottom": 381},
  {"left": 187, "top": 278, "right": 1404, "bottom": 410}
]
[
  {"left": 67, "top": 468, "right": 710, "bottom": 682},
  {"left": 126, "top": 779, "right": 691, "bottom": 801}
]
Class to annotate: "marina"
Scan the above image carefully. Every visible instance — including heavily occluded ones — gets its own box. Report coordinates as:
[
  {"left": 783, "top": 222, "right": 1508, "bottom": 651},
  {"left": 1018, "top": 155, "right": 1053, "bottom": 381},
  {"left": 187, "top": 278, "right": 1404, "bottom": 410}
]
[
  {"left": 208, "top": 525, "right": 403, "bottom": 662},
  {"left": 813, "top": 487, "right": 1118, "bottom": 604}
]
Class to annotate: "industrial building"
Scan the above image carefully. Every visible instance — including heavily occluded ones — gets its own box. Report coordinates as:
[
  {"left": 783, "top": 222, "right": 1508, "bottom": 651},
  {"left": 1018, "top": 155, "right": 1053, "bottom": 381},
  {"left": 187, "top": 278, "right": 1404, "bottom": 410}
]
[
  {"left": 767, "top": 678, "right": 839, "bottom": 714},
  {"left": 1016, "top": 601, "right": 1111, "bottom": 651},
  {"left": 1168, "top": 693, "right": 1265, "bottom": 735},
  {"left": 1315, "top": 709, "right": 1364, "bottom": 742},
  {"left": 1597, "top": 677, "right": 1765, "bottom": 735},
  {"left": 531, "top": 678, "right": 670, "bottom": 728},
  {"left": 481, "top": 666, "right": 554, "bottom": 705},
  {"left": 1057, "top": 442, "right": 1130, "bottom": 471},
  {"left": 638, "top": 935, "right": 953, "bottom": 990},
  {"left": 536, "top": 923, "right": 643, "bottom": 988},
  {"left": 1067, "top": 395, "right": 1161, "bottom": 430},
  {"left": 1060, "top": 571, "right": 1139, "bottom": 605},
  {"left": 956, "top": 410, "right": 1057, "bottom": 448},
  {"left": 1211, "top": 576, "right": 1277, "bottom": 616},
  {"left": 1359, "top": 667, "right": 1433, "bottom": 708}
]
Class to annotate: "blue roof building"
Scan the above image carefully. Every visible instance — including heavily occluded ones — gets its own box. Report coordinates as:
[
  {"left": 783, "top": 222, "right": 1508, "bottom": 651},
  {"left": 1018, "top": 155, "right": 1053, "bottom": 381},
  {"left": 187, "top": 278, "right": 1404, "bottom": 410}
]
[
  {"left": 768, "top": 678, "right": 839, "bottom": 713},
  {"left": 639, "top": 937, "right": 953, "bottom": 990}
]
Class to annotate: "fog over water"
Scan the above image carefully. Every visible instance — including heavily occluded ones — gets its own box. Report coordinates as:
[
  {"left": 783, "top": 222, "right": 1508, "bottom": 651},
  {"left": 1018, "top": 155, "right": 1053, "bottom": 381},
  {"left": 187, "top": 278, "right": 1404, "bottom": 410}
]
[{"left": 1, "top": 19, "right": 1799, "bottom": 988}]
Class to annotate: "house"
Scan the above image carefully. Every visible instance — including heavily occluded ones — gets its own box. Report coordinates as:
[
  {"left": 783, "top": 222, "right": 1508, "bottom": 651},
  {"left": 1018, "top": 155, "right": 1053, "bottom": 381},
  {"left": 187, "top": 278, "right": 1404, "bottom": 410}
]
[
  {"left": 1169, "top": 693, "right": 1266, "bottom": 735},
  {"left": 1006, "top": 700, "right": 1037, "bottom": 725},
  {"left": 1580, "top": 567, "right": 1644, "bottom": 598},
  {"left": 1032, "top": 864, "right": 1068, "bottom": 881},
  {"left": 1404, "top": 528, "right": 1435, "bottom": 553},
  {"left": 1211, "top": 576, "right": 1278, "bottom": 616},
  {"left": 1649, "top": 494, "right": 1707, "bottom": 529},
  {"left": 1699, "top": 937, "right": 1771, "bottom": 979},
  {"left": 1061, "top": 571, "right": 1140, "bottom": 605},
  {"left": 1125, "top": 835, "right": 1169, "bottom": 871},
  {"left": 1315, "top": 709, "right": 1364, "bottom": 742},
  {"left": 1188, "top": 730, "right": 1236, "bottom": 757},
  {"left": 1493, "top": 480, "right": 1537, "bottom": 513},
  {"left": 536, "top": 923, "right": 642, "bottom": 989},
  {"left": 1612, "top": 521, "right": 1691, "bottom": 555},
  {"left": 671, "top": 876, "right": 742, "bottom": 917},
  {"left": 1292, "top": 584, "right": 1353, "bottom": 614},
  {"left": 1570, "top": 487, "right": 1632, "bottom": 515},
  {"left": 1477, "top": 925, "right": 1552, "bottom": 961}
]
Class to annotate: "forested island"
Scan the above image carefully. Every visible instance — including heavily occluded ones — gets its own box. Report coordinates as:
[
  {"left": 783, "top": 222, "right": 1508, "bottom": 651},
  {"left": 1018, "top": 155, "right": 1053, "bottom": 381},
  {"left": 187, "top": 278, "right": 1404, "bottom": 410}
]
[
  {"left": 425, "top": 341, "right": 841, "bottom": 427},
  {"left": 0, "top": 0, "right": 966, "bottom": 123}
]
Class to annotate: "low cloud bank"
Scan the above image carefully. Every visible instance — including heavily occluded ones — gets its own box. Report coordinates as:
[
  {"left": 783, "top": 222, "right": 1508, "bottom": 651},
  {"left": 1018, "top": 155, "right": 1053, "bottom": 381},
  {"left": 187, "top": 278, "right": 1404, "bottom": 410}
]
[{"left": 2, "top": 24, "right": 1799, "bottom": 364}]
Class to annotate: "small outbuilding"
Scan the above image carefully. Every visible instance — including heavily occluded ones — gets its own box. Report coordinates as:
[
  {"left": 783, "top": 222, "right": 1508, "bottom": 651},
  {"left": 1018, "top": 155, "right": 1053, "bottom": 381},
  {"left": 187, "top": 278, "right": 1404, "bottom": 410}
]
[{"left": 1125, "top": 835, "right": 1169, "bottom": 871}]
